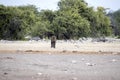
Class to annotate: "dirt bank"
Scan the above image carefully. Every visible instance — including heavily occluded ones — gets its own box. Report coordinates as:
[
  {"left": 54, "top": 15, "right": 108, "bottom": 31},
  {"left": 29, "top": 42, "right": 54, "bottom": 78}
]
[{"left": 0, "top": 41, "right": 120, "bottom": 54}]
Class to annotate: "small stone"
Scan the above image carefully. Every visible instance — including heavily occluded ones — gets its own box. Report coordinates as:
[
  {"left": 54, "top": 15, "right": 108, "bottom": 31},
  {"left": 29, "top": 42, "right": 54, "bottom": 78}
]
[
  {"left": 37, "top": 72, "right": 42, "bottom": 75},
  {"left": 6, "top": 57, "right": 13, "bottom": 59},
  {"left": 86, "top": 63, "right": 95, "bottom": 66},
  {"left": 63, "top": 69, "right": 68, "bottom": 73},
  {"left": 32, "top": 76, "right": 34, "bottom": 79},
  {"left": 71, "top": 60, "right": 77, "bottom": 64},
  {"left": 4, "top": 72, "right": 8, "bottom": 75},
  {"left": 72, "top": 77, "right": 77, "bottom": 80},
  {"left": 81, "top": 58, "right": 85, "bottom": 61},
  {"left": 99, "top": 50, "right": 102, "bottom": 52},
  {"left": 112, "top": 59, "right": 117, "bottom": 62}
]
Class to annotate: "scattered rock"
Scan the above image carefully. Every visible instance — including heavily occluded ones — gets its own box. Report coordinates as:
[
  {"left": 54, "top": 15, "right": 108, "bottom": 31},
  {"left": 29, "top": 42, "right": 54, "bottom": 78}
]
[
  {"left": 74, "top": 45, "right": 79, "bottom": 48},
  {"left": 72, "top": 77, "right": 77, "bottom": 80},
  {"left": 25, "top": 50, "right": 33, "bottom": 52},
  {"left": 37, "top": 72, "right": 42, "bottom": 76},
  {"left": 112, "top": 59, "right": 117, "bottom": 62},
  {"left": 4, "top": 72, "right": 8, "bottom": 75},
  {"left": 86, "top": 63, "right": 96, "bottom": 66},
  {"left": 81, "top": 58, "right": 85, "bottom": 61},
  {"left": 31, "top": 76, "right": 34, "bottom": 79},
  {"left": 62, "top": 69, "right": 68, "bottom": 73},
  {"left": 5, "top": 57, "right": 13, "bottom": 59},
  {"left": 72, "top": 51, "right": 78, "bottom": 53},
  {"left": 71, "top": 60, "right": 77, "bottom": 64},
  {"left": 112, "top": 52, "right": 118, "bottom": 55},
  {"left": 99, "top": 50, "right": 102, "bottom": 53},
  {"left": 62, "top": 50, "right": 67, "bottom": 53}
]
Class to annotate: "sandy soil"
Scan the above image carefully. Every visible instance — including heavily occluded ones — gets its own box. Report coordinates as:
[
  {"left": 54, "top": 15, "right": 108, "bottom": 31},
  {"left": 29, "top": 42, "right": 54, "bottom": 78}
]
[
  {"left": 0, "top": 40, "right": 120, "bottom": 54},
  {"left": 0, "top": 53, "right": 120, "bottom": 80},
  {"left": 0, "top": 40, "right": 120, "bottom": 80}
]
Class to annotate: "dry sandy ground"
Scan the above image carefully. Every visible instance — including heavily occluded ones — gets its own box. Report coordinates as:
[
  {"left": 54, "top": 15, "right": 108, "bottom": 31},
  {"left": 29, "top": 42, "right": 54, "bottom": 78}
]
[
  {"left": 0, "top": 53, "right": 120, "bottom": 80},
  {"left": 0, "top": 40, "right": 120, "bottom": 80},
  {"left": 0, "top": 40, "right": 120, "bottom": 54}
]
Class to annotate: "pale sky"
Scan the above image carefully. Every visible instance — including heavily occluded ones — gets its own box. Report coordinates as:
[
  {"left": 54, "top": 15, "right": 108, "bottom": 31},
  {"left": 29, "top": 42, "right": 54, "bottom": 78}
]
[{"left": 0, "top": 0, "right": 120, "bottom": 11}]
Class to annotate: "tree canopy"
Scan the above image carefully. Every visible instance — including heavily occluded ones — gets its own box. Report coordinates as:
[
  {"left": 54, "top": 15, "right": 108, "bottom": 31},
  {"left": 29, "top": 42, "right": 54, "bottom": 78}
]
[
  {"left": 0, "top": 0, "right": 114, "bottom": 40},
  {"left": 108, "top": 9, "right": 120, "bottom": 37}
]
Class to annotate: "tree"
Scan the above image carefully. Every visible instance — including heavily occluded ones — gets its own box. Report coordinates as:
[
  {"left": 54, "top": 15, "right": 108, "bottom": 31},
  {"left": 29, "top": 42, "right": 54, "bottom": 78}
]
[
  {"left": 0, "top": 1, "right": 112, "bottom": 40},
  {"left": 18, "top": 5, "right": 38, "bottom": 36},
  {"left": 31, "top": 10, "right": 56, "bottom": 39},
  {"left": 0, "top": 5, "right": 39, "bottom": 40},
  {"left": 40, "top": 10, "right": 56, "bottom": 23},
  {"left": 0, "top": 5, "right": 24, "bottom": 39},
  {"left": 95, "top": 7, "right": 111, "bottom": 37},
  {"left": 108, "top": 9, "right": 120, "bottom": 36},
  {"left": 53, "top": 0, "right": 91, "bottom": 39},
  {"left": 56, "top": 0, "right": 111, "bottom": 39},
  {"left": 31, "top": 20, "right": 50, "bottom": 39}
]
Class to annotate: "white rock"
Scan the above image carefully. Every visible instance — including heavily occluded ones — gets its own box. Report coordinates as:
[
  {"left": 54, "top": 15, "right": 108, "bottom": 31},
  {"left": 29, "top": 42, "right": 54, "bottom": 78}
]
[
  {"left": 86, "top": 63, "right": 91, "bottom": 66},
  {"left": 32, "top": 76, "right": 34, "bottom": 79},
  {"left": 86, "top": 63, "right": 95, "bottom": 66},
  {"left": 71, "top": 60, "right": 77, "bottom": 64},
  {"left": 37, "top": 72, "right": 42, "bottom": 75},
  {"left": 112, "top": 59, "right": 117, "bottom": 62},
  {"left": 81, "top": 58, "right": 85, "bottom": 61},
  {"left": 72, "top": 77, "right": 77, "bottom": 80}
]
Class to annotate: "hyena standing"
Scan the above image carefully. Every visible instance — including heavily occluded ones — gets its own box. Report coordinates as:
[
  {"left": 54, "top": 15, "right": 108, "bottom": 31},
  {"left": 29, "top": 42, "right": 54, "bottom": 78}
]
[{"left": 51, "top": 36, "right": 56, "bottom": 48}]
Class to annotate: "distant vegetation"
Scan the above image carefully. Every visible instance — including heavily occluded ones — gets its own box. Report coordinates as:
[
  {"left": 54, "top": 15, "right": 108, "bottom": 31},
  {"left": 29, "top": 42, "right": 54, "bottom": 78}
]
[
  {"left": 0, "top": 0, "right": 119, "bottom": 40},
  {"left": 107, "top": 9, "right": 120, "bottom": 38}
]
